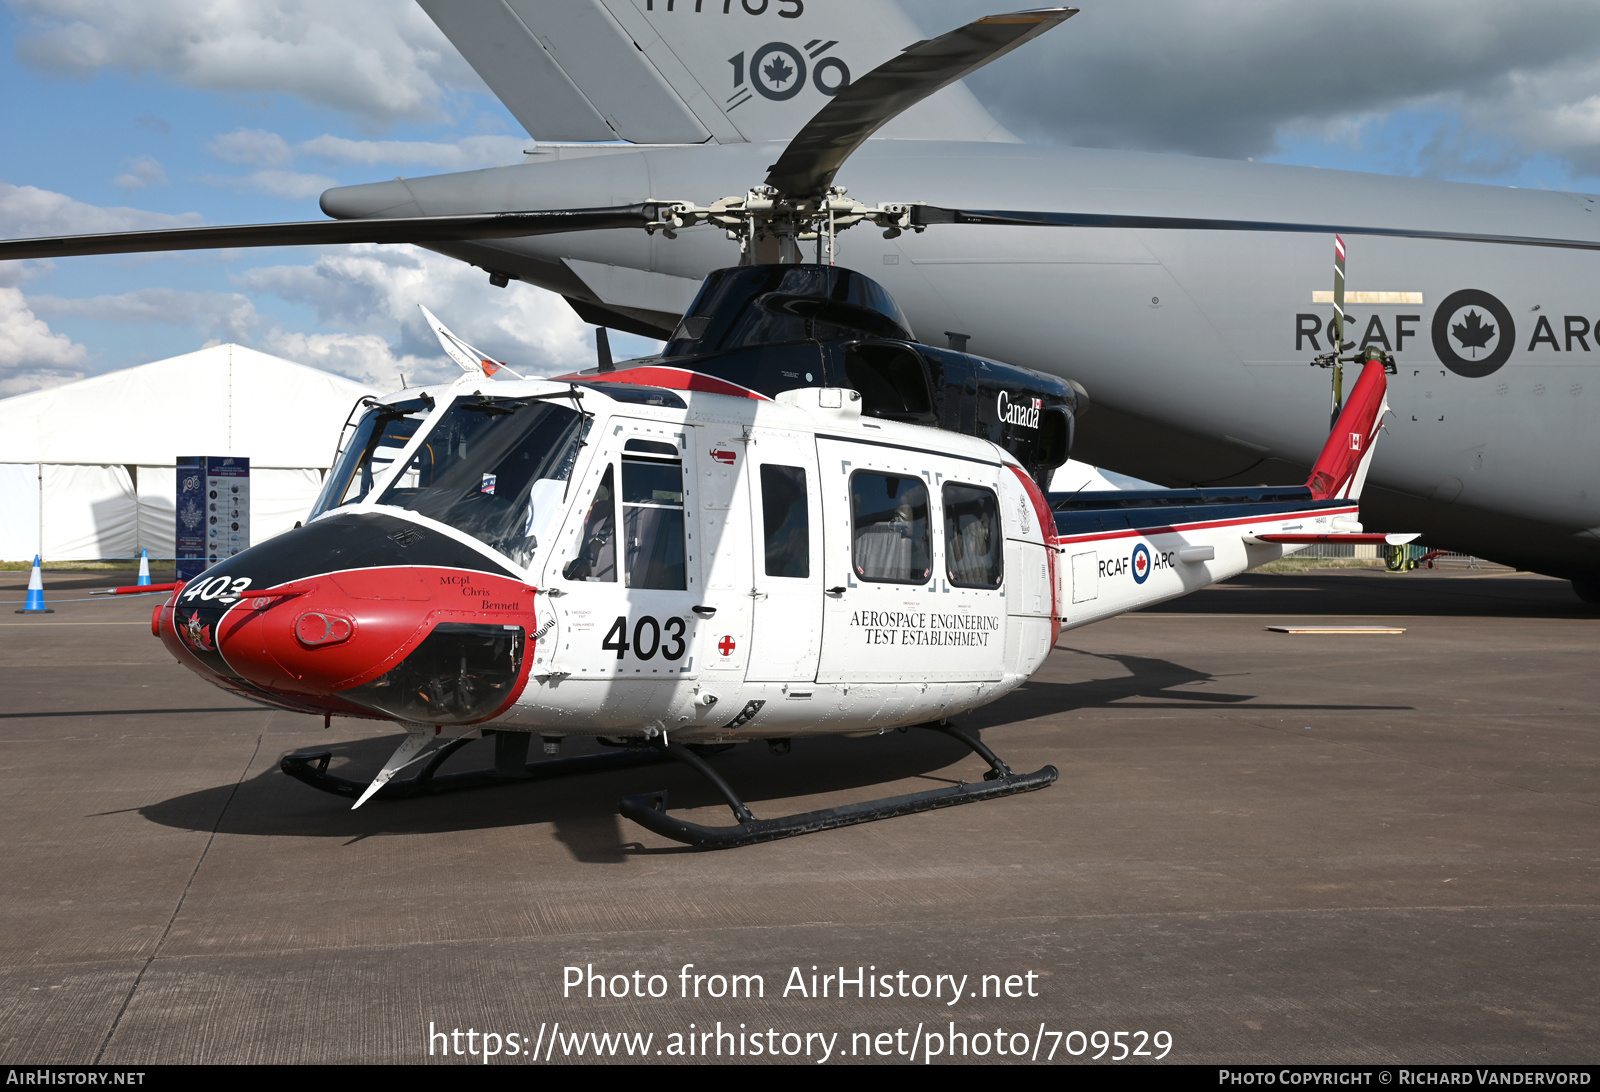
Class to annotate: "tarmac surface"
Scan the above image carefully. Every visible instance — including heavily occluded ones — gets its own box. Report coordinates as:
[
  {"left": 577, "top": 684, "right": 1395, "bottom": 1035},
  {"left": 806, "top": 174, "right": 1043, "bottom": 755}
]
[{"left": 0, "top": 564, "right": 1595, "bottom": 1065}]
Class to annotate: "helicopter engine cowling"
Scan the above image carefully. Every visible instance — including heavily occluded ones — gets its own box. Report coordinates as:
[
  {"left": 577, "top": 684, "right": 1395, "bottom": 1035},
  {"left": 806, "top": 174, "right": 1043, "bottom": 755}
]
[{"left": 557, "top": 264, "right": 1084, "bottom": 490}]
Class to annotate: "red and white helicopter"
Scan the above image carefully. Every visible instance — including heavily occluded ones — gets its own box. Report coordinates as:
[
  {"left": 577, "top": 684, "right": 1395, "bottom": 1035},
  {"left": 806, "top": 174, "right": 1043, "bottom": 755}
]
[
  {"left": 120, "top": 254, "right": 1404, "bottom": 848},
  {"left": 52, "top": 9, "right": 1409, "bottom": 847}
]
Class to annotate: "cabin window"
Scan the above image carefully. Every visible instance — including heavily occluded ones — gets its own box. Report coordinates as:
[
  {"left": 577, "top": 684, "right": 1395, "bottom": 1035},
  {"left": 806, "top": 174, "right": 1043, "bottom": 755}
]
[
  {"left": 850, "top": 471, "right": 930, "bottom": 584},
  {"left": 759, "top": 464, "right": 810, "bottom": 578},
  {"left": 563, "top": 465, "right": 616, "bottom": 583},
  {"left": 943, "top": 483, "right": 1003, "bottom": 588},
  {"left": 621, "top": 450, "right": 687, "bottom": 590}
]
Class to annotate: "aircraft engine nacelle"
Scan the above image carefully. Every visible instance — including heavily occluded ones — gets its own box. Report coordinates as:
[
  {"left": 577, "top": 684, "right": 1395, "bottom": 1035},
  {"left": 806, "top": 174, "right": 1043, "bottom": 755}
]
[{"left": 559, "top": 264, "right": 1085, "bottom": 491}]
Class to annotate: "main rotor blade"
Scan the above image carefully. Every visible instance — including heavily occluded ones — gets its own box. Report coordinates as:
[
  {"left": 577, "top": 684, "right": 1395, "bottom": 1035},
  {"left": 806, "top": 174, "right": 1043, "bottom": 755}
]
[
  {"left": 911, "top": 205, "right": 1600, "bottom": 252},
  {"left": 0, "top": 204, "right": 660, "bottom": 262},
  {"left": 765, "top": 7, "right": 1076, "bottom": 198}
]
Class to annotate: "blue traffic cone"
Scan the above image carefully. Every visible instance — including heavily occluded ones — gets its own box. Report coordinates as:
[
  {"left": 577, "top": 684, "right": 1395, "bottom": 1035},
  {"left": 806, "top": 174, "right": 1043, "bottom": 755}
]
[
  {"left": 137, "top": 549, "right": 151, "bottom": 586},
  {"left": 16, "top": 555, "right": 53, "bottom": 614}
]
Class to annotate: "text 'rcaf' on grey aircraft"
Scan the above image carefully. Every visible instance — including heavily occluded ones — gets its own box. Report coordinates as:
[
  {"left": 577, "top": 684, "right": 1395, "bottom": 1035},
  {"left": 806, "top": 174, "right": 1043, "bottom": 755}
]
[{"left": 7, "top": 1, "right": 1600, "bottom": 596}]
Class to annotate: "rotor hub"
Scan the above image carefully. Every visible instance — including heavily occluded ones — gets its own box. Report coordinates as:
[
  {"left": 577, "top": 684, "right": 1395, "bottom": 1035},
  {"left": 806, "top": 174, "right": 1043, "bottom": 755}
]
[{"left": 646, "top": 187, "right": 922, "bottom": 264}]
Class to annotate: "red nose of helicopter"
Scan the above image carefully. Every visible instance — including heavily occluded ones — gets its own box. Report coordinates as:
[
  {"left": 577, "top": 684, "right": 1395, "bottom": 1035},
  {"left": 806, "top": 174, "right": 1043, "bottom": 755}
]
[{"left": 156, "top": 511, "right": 538, "bottom": 724}]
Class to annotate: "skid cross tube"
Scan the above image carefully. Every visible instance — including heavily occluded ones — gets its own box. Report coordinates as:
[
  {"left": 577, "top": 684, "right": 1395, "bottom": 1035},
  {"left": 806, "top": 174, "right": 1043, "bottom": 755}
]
[
  {"left": 281, "top": 731, "right": 670, "bottom": 802},
  {"left": 618, "top": 723, "right": 1056, "bottom": 849}
]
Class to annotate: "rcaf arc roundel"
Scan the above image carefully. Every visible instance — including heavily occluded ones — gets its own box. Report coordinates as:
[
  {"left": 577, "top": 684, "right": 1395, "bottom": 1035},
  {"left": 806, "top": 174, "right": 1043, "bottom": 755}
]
[
  {"left": 1432, "top": 289, "right": 1516, "bottom": 378},
  {"left": 1131, "top": 543, "right": 1152, "bottom": 585}
]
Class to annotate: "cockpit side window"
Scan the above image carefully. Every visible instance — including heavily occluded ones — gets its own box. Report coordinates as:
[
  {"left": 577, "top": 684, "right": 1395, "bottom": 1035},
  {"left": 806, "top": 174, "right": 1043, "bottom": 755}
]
[
  {"left": 563, "top": 465, "right": 616, "bottom": 583},
  {"left": 760, "top": 464, "right": 810, "bottom": 579},
  {"left": 377, "top": 396, "right": 587, "bottom": 566},
  {"left": 310, "top": 398, "right": 431, "bottom": 520}
]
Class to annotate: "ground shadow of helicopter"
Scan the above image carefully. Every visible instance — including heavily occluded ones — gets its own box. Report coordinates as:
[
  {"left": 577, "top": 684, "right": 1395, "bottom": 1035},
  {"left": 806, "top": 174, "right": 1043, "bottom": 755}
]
[
  {"left": 955, "top": 647, "right": 1411, "bottom": 732},
  {"left": 132, "top": 645, "right": 1407, "bottom": 861},
  {"left": 1148, "top": 571, "right": 1593, "bottom": 620},
  {"left": 135, "top": 725, "right": 984, "bottom": 863}
]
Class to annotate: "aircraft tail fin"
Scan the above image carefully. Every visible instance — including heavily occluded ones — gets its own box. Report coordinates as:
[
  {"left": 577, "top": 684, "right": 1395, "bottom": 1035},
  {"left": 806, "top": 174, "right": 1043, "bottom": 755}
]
[
  {"left": 418, "top": 0, "right": 1014, "bottom": 145},
  {"left": 1305, "top": 358, "right": 1390, "bottom": 501}
]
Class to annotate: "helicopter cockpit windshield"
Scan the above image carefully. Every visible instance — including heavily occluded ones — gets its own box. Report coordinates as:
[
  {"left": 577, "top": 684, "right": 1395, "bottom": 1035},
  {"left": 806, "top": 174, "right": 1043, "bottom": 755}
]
[
  {"left": 310, "top": 395, "right": 433, "bottom": 520},
  {"left": 376, "top": 394, "right": 589, "bottom": 568}
]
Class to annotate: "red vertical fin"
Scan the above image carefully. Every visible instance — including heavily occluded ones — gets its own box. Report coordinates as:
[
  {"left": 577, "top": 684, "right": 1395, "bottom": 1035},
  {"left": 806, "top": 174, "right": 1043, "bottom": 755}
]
[{"left": 1306, "top": 358, "right": 1389, "bottom": 500}]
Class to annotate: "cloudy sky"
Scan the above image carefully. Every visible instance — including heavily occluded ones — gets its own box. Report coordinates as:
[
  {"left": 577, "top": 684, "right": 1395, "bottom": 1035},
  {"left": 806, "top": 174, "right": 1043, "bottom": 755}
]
[{"left": 3, "top": 0, "right": 1600, "bottom": 396}]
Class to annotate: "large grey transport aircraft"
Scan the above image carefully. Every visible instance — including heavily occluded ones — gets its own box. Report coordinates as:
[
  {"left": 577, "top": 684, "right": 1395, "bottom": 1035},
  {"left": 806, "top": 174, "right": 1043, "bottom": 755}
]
[{"left": 6, "top": 1, "right": 1600, "bottom": 594}]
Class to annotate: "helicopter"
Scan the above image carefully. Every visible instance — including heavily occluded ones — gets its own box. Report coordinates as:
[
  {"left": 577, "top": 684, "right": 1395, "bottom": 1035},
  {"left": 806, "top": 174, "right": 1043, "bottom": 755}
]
[
  {"left": 39, "top": 8, "right": 1412, "bottom": 847},
  {"left": 111, "top": 247, "right": 1407, "bottom": 849}
]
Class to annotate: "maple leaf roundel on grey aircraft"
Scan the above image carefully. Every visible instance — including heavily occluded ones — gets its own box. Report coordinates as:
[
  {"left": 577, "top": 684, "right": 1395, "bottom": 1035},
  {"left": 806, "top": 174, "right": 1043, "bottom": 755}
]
[
  {"left": 1432, "top": 289, "right": 1516, "bottom": 378},
  {"left": 752, "top": 42, "right": 807, "bottom": 100}
]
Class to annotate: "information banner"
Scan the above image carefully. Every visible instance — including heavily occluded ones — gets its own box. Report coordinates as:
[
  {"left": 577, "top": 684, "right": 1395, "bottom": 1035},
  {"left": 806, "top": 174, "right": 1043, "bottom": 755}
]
[{"left": 176, "top": 456, "right": 249, "bottom": 581}]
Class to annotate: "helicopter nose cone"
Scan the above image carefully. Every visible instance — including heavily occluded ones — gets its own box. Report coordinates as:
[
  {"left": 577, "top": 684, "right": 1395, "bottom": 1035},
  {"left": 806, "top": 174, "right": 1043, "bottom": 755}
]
[
  {"left": 319, "top": 178, "right": 424, "bottom": 219},
  {"left": 214, "top": 569, "right": 534, "bottom": 723},
  {"left": 158, "top": 512, "right": 541, "bottom": 723}
]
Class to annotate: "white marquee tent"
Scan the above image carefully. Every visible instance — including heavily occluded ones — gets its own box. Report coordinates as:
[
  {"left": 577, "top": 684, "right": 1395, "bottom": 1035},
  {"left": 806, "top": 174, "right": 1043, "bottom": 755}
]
[{"left": 0, "top": 344, "right": 379, "bottom": 561}]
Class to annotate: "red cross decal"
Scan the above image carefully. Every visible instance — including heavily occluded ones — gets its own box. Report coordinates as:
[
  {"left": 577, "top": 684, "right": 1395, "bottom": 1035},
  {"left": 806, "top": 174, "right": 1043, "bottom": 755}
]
[{"left": 718, "top": 635, "right": 736, "bottom": 657}]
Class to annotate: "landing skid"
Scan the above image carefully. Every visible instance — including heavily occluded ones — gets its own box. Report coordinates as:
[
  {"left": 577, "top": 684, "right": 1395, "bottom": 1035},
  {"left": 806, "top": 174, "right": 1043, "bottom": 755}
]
[
  {"left": 280, "top": 731, "right": 670, "bottom": 802},
  {"left": 280, "top": 724, "right": 1055, "bottom": 849},
  {"left": 619, "top": 723, "right": 1057, "bottom": 849}
]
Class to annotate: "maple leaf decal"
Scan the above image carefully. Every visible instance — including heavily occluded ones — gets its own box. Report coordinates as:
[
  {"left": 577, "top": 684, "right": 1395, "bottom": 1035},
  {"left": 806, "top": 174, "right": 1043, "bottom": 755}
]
[
  {"left": 763, "top": 55, "right": 794, "bottom": 87},
  {"left": 1452, "top": 309, "right": 1496, "bottom": 357}
]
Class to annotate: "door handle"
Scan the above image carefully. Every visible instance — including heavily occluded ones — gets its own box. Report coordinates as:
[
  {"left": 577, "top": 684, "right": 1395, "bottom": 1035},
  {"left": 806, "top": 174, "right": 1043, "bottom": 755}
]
[
  {"left": 826, "top": 586, "right": 846, "bottom": 596},
  {"left": 692, "top": 605, "right": 717, "bottom": 617}
]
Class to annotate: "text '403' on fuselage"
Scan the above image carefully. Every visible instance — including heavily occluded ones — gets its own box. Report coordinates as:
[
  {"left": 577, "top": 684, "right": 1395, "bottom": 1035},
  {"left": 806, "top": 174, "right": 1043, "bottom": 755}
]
[{"left": 143, "top": 263, "right": 1406, "bottom": 848}]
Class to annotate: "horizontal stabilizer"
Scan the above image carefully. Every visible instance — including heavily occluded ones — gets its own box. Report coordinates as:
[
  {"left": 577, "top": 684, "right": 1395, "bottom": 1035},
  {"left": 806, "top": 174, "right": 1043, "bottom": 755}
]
[{"left": 1254, "top": 533, "right": 1420, "bottom": 546}]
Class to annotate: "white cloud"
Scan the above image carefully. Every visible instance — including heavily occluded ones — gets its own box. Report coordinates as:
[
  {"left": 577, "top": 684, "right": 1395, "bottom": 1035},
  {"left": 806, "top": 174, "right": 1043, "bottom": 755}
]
[
  {"left": 10, "top": 0, "right": 480, "bottom": 125},
  {"left": 236, "top": 244, "right": 599, "bottom": 387},
  {"left": 254, "top": 328, "right": 429, "bottom": 390},
  {"left": 29, "top": 288, "right": 259, "bottom": 343},
  {"left": 298, "top": 134, "right": 528, "bottom": 170},
  {"left": 0, "top": 285, "right": 89, "bottom": 396},
  {"left": 198, "top": 128, "right": 528, "bottom": 199},
  {"left": 0, "top": 180, "right": 202, "bottom": 238},
  {"left": 203, "top": 169, "right": 340, "bottom": 201},
  {"left": 111, "top": 154, "right": 168, "bottom": 190},
  {"left": 912, "top": 0, "right": 1600, "bottom": 178},
  {"left": 208, "top": 128, "right": 293, "bottom": 167}
]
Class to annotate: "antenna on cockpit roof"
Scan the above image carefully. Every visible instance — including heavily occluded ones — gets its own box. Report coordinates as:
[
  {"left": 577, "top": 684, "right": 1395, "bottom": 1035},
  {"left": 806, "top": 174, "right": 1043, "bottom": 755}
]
[{"left": 420, "top": 304, "right": 526, "bottom": 380}]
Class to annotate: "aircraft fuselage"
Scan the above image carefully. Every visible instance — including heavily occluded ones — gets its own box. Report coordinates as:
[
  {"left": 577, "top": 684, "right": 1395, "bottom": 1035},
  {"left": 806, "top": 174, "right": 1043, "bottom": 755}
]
[{"left": 323, "top": 140, "right": 1600, "bottom": 576}]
